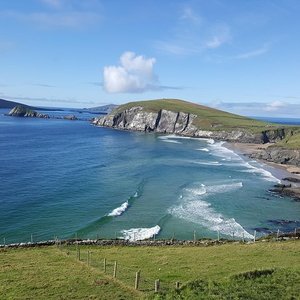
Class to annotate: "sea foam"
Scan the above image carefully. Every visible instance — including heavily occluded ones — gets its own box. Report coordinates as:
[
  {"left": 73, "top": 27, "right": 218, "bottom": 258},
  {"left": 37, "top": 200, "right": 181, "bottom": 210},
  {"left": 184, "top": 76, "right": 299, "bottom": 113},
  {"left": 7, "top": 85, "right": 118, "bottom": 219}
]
[
  {"left": 121, "top": 225, "right": 161, "bottom": 241},
  {"left": 107, "top": 201, "right": 129, "bottom": 217},
  {"left": 169, "top": 182, "right": 253, "bottom": 239}
]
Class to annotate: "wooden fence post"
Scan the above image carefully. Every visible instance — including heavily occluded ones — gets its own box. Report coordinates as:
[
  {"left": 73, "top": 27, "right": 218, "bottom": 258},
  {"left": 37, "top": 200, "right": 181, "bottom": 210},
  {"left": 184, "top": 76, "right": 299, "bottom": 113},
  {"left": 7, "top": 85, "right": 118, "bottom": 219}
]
[
  {"left": 3, "top": 237, "right": 5, "bottom": 246},
  {"left": 295, "top": 228, "right": 297, "bottom": 237},
  {"left": 87, "top": 251, "right": 90, "bottom": 266},
  {"left": 217, "top": 230, "right": 220, "bottom": 241},
  {"left": 103, "top": 258, "right": 106, "bottom": 273},
  {"left": 193, "top": 231, "right": 196, "bottom": 243},
  {"left": 155, "top": 279, "right": 160, "bottom": 292},
  {"left": 113, "top": 261, "right": 117, "bottom": 278},
  {"left": 135, "top": 270, "right": 140, "bottom": 290},
  {"left": 232, "top": 232, "right": 235, "bottom": 240},
  {"left": 277, "top": 229, "right": 280, "bottom": 239},
  {"left": 242, "top": 232, "right": 245, "bottom": 243},
  {"left": 253, "top": 230, "right": 256, "bottom": 243}
]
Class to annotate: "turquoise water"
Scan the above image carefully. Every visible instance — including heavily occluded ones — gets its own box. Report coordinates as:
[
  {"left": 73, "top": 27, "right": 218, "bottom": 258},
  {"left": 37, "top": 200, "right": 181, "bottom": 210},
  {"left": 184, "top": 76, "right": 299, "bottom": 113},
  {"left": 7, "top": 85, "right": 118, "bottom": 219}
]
[{"left": 0, "top": 109, "right": 299, "bottom": 244}]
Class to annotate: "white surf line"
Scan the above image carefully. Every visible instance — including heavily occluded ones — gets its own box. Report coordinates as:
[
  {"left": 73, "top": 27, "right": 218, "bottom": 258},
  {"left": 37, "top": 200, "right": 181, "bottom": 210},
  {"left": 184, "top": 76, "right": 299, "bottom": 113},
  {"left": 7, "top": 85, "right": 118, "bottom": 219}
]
[
  {"left": 121, "top": 225, "right": 161, "bottom": 241},
  {"left": 209, "top": 141, "right": 281, "bottom": 183},
  {"left": 169, "top": 181, "right": 253, "bottom": 239},
  {"left": 107, "top": 201, "right": 129, "bottom": 217}
]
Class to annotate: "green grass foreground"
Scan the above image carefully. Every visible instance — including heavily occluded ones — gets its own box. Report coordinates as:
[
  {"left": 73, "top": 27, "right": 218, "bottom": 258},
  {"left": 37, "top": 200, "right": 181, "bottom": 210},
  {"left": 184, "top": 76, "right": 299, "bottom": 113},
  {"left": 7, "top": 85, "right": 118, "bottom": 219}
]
[{"left": 1, "top": 240, "right": 300, "bottom": 299}]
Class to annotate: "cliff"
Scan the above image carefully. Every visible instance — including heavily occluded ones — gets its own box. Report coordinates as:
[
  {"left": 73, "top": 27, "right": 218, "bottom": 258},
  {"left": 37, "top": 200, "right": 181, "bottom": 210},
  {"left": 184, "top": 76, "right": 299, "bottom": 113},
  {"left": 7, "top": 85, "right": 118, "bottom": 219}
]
[
  {"left": 92, "top": 99, "right": 290, "bottom": 144},
  {"left": 250, "top": 147, "right": 300, "bottom": 166}
]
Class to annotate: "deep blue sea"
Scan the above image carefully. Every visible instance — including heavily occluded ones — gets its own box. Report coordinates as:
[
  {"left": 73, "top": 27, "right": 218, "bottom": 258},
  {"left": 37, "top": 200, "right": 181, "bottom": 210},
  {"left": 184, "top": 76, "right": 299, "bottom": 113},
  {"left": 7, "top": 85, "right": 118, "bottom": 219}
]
[{"left": 1, "top": 109, "right": 299, "bottom": 244}]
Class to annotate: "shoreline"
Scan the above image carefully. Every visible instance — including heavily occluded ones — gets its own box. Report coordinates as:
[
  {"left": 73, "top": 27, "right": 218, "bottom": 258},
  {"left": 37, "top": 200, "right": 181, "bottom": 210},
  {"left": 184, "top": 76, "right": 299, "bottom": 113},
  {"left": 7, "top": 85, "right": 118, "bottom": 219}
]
[{"left": 225, "top": 142, "right": 300, "bottom": 181}]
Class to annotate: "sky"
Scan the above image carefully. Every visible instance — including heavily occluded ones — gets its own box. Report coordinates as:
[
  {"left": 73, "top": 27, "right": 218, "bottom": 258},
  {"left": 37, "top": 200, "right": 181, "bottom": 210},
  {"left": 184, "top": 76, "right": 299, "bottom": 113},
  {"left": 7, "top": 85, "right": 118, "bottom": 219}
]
[{"left": 1, "top": 0, "right": 300, "bottom": 117}]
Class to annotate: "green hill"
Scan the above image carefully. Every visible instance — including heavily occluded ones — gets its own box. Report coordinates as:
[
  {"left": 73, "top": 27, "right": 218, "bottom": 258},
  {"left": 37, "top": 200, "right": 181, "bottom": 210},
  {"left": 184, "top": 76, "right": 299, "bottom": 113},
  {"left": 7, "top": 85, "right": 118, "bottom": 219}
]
[{"left": 113, "top": 98, "right": 277, "bottom": 133}]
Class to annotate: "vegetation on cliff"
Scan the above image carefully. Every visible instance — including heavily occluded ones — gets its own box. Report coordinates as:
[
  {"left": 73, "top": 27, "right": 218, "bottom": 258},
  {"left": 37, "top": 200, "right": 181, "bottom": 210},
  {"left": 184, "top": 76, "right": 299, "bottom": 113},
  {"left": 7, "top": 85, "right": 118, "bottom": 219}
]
[{"left": 113, "top": 98, "right": 275, "bottom": 132}]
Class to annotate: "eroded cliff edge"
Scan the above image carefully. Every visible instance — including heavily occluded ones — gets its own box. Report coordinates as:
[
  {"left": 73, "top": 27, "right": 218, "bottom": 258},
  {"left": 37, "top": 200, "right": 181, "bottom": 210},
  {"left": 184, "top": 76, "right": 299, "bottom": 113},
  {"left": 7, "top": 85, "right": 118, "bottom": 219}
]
[{"left": 92, "top": 106, "right": 288, "bottom": 144}]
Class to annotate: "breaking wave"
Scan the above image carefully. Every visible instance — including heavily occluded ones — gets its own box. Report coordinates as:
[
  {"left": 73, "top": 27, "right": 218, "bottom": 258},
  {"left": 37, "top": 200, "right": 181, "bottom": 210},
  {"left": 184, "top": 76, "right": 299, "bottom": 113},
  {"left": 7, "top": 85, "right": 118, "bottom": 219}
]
[
  {"left": 121, "top": 225, "right": 161, "bottom": 241},
  {"left": 169, "top": 181, "right": 253, "bottom": 239},
  {"left": 108, "top": 201, "right": 129, "bottom": 217}
]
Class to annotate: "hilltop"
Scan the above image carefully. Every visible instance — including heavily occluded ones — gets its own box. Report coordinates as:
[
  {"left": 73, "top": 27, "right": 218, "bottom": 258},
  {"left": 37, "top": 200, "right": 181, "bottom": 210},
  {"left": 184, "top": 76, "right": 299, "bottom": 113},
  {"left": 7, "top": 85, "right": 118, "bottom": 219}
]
[
  {"left": 93, "top": 98, "right": 298, "bottom": 144},
  {"left": 0, "top": 98, "right": 36, "bottom": 109}
]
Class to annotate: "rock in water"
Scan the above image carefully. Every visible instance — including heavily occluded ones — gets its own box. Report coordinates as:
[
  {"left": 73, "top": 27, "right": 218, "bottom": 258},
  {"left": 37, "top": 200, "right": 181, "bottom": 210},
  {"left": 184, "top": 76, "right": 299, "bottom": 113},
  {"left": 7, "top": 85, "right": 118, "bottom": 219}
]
[
  {"left": 8, "top": 105, "right": 49, "bottom": 118},
  {"left": 63, "top": 115, "right": 78, "bottom": 120}
]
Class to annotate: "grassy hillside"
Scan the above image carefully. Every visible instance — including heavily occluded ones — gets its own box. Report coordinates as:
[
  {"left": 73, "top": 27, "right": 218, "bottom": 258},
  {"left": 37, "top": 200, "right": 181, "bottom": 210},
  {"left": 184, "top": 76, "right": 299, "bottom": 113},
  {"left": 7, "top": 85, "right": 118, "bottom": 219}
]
[
  {"left": 1, "top": 240, "right": 299, "bottom": 299},
  {"left": 113, "top": 98, "right": 278, "bottom": 132}
]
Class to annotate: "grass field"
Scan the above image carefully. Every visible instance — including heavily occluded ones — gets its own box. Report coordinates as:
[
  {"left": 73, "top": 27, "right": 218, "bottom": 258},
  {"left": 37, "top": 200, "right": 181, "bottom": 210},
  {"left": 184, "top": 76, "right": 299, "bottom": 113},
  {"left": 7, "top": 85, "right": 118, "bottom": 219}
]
[
  {"left": 1, "top": 240, "right": 300, "bottom": 299},
  {"left": 113, "top": 98, "right": 279, "bottom": 132}
]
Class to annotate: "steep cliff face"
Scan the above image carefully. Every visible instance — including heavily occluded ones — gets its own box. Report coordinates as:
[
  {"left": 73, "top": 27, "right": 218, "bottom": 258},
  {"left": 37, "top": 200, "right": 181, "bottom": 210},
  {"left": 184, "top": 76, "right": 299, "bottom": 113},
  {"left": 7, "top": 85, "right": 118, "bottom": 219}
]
[{"left": 92, "top": 106, "right": 287, "bottom": 143}]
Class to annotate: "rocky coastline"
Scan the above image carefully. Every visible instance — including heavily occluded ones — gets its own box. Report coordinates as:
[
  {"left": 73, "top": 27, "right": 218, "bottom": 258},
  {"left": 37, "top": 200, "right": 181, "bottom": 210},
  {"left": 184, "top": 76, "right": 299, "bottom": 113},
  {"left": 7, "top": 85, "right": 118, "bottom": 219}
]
[
  {"left": 92, "top": 106, "right": 288, "bottom": 144},
  {"left": 7, "top": 105, "right": 79, "bottom": 121},
  {"left": 1, "top": 233, "right": 299, "bottom": 249},
  {"left": 92, "top": 105, "right": 300, "bottom": 201}
]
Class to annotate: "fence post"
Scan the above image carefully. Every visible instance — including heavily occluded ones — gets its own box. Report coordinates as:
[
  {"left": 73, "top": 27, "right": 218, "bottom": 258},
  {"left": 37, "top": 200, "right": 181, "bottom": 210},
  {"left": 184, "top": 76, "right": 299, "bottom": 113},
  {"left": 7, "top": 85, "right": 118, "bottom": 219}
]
[
  {"left": 295, "top": 228, "right": 297, "bottom": 237},
  {"left": 242, "top": 232, "right": 245, "bottom": 243},
  {"left": 175, "top": 281, "right": 180, "bottom": 289},
  {"left": 217, "top": 230, "right": 220, "bottom": 242},
  {"left": 78, "top": 248, "right": 81, "bottom": 261},
  {"left": 31, "top": 234, "right": 33, "bottom": 243},
  {"left": 232, "top": 232, "right": 235, "bottom": 240},
  {"left": 153, "top": 234, "right": 156, "bottom": 241},
  {"left": 155, "top": 279, "right": 160, "bottom": 292},
  {"left": 277, "top": 229, "right": 280, "bottom": 240},
  {"left": 135, "top": 270, "right": 140, "bottom": 290},
  {"left": 113, "top": 261, "right": 117, "bottom": 278},
  {"left": 193, "top": 230, "right": 196, "bottom": 243},
  {"left": 87, "top": 251, "right": 90, "bottom": 266},
  {"left": 253, "top": 230, "right": 256, "bottom": 243},
  {"left": 3, "top": 237, "right": 5, "bottom": 246}
]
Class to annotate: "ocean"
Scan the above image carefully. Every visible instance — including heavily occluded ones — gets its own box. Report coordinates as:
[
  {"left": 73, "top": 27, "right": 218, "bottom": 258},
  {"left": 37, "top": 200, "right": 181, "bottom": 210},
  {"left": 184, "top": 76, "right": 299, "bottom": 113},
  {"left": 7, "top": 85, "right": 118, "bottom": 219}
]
[{"left": 0, "top": 109, "right": 299, "bottom": 244}]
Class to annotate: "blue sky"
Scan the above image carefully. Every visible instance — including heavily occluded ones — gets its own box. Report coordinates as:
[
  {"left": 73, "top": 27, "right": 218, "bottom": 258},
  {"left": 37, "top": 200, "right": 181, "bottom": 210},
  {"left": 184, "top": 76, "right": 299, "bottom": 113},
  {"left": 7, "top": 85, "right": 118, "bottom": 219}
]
[{"left": 0, "top": 0, "right": 300, "bottom": 117}]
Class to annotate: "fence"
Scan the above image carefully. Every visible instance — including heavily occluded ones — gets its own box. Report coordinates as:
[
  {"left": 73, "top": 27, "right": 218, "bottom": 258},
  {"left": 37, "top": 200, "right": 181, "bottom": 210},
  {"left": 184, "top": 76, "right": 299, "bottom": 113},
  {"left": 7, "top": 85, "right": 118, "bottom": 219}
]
[{"left": 1, "top": 227, "right": 299, "bottom": 247}]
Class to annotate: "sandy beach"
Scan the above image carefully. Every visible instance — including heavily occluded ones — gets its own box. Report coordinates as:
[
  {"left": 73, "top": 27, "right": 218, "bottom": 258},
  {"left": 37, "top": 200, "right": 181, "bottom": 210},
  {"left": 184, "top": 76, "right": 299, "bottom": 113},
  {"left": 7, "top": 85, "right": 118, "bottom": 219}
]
[{"left": 225, "top": 142, "right": 300, "bottom": 181}]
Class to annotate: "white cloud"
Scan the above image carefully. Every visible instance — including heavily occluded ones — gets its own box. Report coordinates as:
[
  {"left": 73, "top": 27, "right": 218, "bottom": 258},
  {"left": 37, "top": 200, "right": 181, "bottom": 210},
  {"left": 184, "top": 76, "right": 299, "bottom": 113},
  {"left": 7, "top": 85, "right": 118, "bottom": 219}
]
[
  {"left": 204, "top": 25, "right": 231, "bottom": 49},
  {"left": 209, "top": 100, "right": 299, "bottom": 118},
  {"left": 264, "top": 100, "right": 285, "bottom": 112},
  {"left": 180, "top": 7, "right": 201, "bottom": 24},
  {"left": 236, "top": 44, "right": 269, "bottom": 59},
  {"left": 103, "top": 52, "right": 159, "bottom": 93},
  {"left": 155, "top": 6, "right": 231, "bottom": 56}
]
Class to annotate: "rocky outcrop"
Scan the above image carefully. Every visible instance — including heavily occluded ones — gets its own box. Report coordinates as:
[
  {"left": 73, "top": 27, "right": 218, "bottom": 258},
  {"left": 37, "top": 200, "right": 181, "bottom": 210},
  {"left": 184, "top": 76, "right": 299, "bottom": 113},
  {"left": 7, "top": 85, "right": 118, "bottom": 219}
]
[
  {"left": 8, "top": 105, "right": 49, "bottom": 118},
  {"left": 63, "top": 115, "right": 78, "bottom": 120},
  {"left": 92, "top": 106, "right": 287, "bottom": 144},
  {"left": 250, "top": 147, "right": 300, "bottom": 166},
  {"left": 270, "top": 183, "right": 300, "bottom": 201}
]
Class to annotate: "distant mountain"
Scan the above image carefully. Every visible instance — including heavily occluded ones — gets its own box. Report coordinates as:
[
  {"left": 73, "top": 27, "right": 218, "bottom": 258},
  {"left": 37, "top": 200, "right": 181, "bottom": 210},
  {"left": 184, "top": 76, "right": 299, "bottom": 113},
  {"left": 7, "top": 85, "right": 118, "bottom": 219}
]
[
  {"left": 0, "top": 99, "right": 64, "bottom": 111},
  {"left": 83, "top": 104, "right": 118, "bottom": 114},
  {"left": 0, "top": 99, "right": 35, "bottom": 109}
]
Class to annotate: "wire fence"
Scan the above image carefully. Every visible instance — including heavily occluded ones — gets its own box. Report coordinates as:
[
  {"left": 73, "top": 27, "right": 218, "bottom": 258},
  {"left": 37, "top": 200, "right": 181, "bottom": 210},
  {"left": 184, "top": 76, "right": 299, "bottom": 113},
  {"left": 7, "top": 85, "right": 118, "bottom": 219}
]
[{"left": 1, "top": 227, "right": 299, "bottom": 247}]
